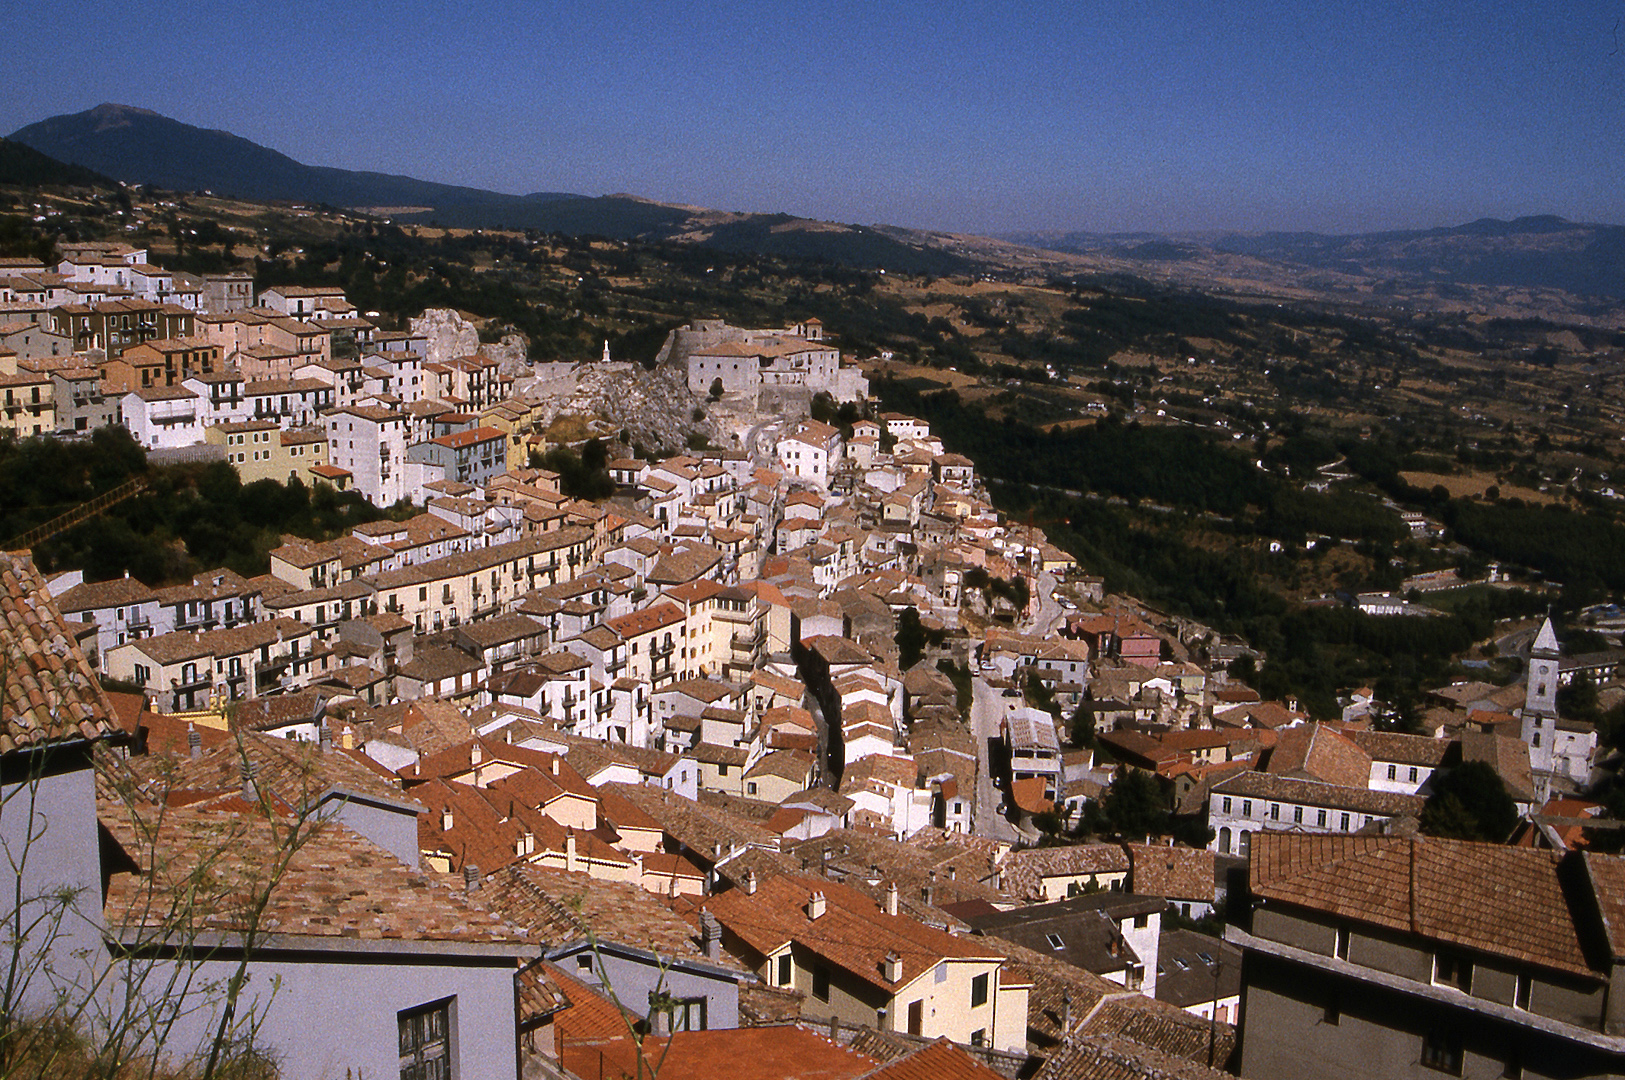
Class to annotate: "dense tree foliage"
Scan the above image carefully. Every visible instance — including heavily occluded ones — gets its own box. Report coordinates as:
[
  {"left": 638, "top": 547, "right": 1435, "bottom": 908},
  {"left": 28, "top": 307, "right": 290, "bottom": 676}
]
[
  {"left": 0, "top": 430, "right": 393, "bottom": 583},
  {"left": 1419, "top": 762, "right": 1519, "bottom": 843}
]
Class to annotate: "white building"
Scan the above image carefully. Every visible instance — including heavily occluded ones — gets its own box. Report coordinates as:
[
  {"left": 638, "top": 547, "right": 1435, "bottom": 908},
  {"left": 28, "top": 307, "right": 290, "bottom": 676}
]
[
  {"left": 121, "top": 386, "right": 202, "bottom": 450},
  {"left": 326, "top": 405, "right": 410, "bottom": 507}
]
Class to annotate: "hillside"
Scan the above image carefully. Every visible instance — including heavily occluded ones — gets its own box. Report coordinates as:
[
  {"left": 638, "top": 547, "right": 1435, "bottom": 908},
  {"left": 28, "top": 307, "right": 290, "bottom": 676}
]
[
  {"left": 0, "top": 137, "right": 114, "bottom": 189},
  {"left": 8, "top": 104, "right": 974, "bottom": 275},
  {"left": 1005, "top": 216, "right": 1625, "bottom": 319}
]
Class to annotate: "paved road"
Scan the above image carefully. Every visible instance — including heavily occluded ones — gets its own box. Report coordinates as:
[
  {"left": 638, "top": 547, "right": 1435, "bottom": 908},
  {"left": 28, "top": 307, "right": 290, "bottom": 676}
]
[{"left": 969, "top": 673, "right": 1024, "bottom": 844}]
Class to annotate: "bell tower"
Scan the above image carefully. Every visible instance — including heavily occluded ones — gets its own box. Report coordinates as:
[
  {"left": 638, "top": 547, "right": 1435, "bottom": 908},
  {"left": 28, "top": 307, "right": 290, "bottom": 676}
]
[{"left": 1522, "top": 617, "right": 1560, "bottom": 779}]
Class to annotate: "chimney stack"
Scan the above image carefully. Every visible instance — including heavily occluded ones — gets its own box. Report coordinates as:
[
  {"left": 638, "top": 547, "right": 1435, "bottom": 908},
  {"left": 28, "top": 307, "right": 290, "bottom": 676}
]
[
  {"left": 883, "top": 951, "right": 903, "bottom": 984},
  {"left": 239, "top": 760, "right": 257, "bottom": 803},
  {"left": 464, "top": 864, "right": 481, "bottom": 894},
  {"left": 565, "top": 831, "right": 579, "bottom": 873},
  {"left": 744, "top": 869, "right": 758, "bottom": 895},
  {"left": 187, "top": 724, "right": 202, "bottom": 760},
  {"left": 884, "top": 882, "right": 899, "bottom": 917},
  {"left": 806, "top": 891, "right": 827, "bottom": 920},
  {"left": 550, "top": 756, "right": 560, "bottom": 776},
  {"left": 1062, "top": 990, "right": 1073, "bottom": 1037},
  {"left": 700, "top": 910, "right": 721, "bottom": 960},
  {"left": 318, "top": 723, "right": 332, "bottom": 752},
  {"left": 921, "top": 885, "right": 934, "bottom": 906}
]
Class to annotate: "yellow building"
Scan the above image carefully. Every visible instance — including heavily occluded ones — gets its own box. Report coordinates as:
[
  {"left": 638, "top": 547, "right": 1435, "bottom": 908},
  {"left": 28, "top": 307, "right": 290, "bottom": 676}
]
[
  {"left": 0, "top": 352, "right": 57, "bottom": 437},
  {"left": 206, "top": 421, "right": 331, "bottom": 485}
]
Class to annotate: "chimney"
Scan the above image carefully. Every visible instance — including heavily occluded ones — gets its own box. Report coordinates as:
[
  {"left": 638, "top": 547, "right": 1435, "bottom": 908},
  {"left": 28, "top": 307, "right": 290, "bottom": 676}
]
[
  {"left": 806, "top": 891, "right": 827, "bottom": 920},
  {"left": 1062, "top": 990, "right": 1073, "bottom": 1037},
  {"left": 949, "top": 866, "right": 956, "bottom": 880},
  {"left": 551, "top": 756, "right": 560, "bottom": 776},
  {"left": 239, "top": 760, "right": 257, "bottom": 803},
  {"left": 186, "top": 724, "right": 202, "bottom": 760},
  {"left": 828, "top": 1014, "right": 839, "bottom": 1041},
  {"left": 523, "top": 831, "right": 535, "bottom": 855},
  {"left": 921, "top": 885, "right": 934, "bottom": 906},
  {"left": 565, "top": 831, "right": 579, "bottom": 873},
  {"left": 883, "top": 951, "right": 903, "bottom": 983},
  {"left": 471, "top": 742, "right": 482, "bottom": 765},
  {"left": 464, "top": 864, "right": 481, "bottom": 894},
  {"left": 884, "top": 882, "right": 899, "bottom": 917},
  {"left": 745, "top": 869, "right": 758, "bottom": 895},
  {"left": 441, "top": 807, "right": 454, "bottom": 831},
  {"left": 318, "top": 723, "right": 332, "bottom": 752},
  {"left": 700, "top": 910, "right": 721, "bottom": 960}
]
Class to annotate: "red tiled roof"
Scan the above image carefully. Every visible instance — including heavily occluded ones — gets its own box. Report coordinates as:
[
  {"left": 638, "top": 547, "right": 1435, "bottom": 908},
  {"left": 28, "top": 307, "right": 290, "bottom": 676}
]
[
  {"left": 0, "top": 551, "right": 120, "bottom": 753},
  {"left": 1251, "top": 833, "right": 1596, "bottom": 978}
]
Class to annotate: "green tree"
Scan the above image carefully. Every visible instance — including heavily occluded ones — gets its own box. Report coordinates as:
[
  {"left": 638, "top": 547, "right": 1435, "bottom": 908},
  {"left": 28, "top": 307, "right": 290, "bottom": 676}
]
[
  {"left": 1095, "top": 770, "right": 1171, "bottom": 841},
  {"left": 895, "top": 606, "right": 928, "bottom": 670},
  {"left": 1419, "top": 762, "right": 1518, "bottom": 842}
]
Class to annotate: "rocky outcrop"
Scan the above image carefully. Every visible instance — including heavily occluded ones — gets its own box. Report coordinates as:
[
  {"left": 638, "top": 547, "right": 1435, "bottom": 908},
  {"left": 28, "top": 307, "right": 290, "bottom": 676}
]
[
  {"left": 483, "top": 332, "right": 530, "bottom": 375},
  {"left": 409, "top": 308, "right": 480, "bottom": 366},
  {"left": 520, "top": 360, "right": 718, "bottom": 456}
]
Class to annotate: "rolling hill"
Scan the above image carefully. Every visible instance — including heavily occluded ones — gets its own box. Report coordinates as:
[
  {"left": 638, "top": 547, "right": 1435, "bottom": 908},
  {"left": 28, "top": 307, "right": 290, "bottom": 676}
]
[{"left": 8, "top": 104, "right": 974, "bottom": 275}]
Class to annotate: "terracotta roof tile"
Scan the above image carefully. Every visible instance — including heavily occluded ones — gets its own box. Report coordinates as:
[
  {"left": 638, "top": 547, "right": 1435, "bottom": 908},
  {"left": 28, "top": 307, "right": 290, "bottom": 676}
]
[
  {"left": 1251, "top": 832, "right": 1596, "bottom": 978},
  {"left": 0, "top": 551, "right": 121, "bottom": 753}
]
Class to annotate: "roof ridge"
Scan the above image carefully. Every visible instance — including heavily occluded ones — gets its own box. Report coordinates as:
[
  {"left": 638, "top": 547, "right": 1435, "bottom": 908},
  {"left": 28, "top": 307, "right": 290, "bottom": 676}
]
[{"left": 1408, "top": 837, "right": 1421, "bottom": 936}]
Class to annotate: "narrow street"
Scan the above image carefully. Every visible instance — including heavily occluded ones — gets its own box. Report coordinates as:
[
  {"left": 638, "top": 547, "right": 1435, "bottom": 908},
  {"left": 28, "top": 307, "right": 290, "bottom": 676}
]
[{"left": 969, "top": 674, "right": 1023, "bottom": 844}]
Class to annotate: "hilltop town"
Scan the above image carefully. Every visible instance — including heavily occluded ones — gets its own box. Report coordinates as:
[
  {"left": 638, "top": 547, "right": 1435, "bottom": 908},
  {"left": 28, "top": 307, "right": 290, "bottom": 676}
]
[{"left": 6, "top": 225, "right": 1625, "bottom": 1080}]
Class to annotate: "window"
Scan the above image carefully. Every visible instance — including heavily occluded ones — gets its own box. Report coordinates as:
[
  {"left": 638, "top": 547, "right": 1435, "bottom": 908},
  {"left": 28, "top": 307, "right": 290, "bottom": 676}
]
[
  {"left": 1242, "top": 800, "right": 1253, "bottom": 818},
  {"left": 1409, "top": 767, "right": 1419, "bottom": 782},
  {"left": 970, "top": 1029, "right": 986, "bottom": 1048},
  {"left": 1222, "top": 797, "right": 1232, "bottom": 814},
  {"left": 1045, "top": 933, "right": 1064, "bottom": 950},
  {"left": 668, "top": 996, "right": 706, "bottom": 1032},
  {"left": 576, "top": 954, "right": 592, "bottom": 971},
  {"left": 1335, "top": 927, "right": 1350, "bottom": 961},
  {"left": 398, "top": 999, "right": 452, "bottom": 1080},
  {"left": 777, "top": 953, "right": 792, "bottom": 986},
  {"left": 970, "top": 973, "right": 989, "bottom": 1008},
  {"left": 1340, "top": 813, "right": 1351, "bottom": 831},
  {"left": 1293, "top": 806, "right": 1303, "bottom": 824},
  {"left": 746, "top": 782, "right": 757, "bottom": 795},
  {"left": 1269, "top": 803, "right": 1280, "bottom": 821},
  {"left": 1421, "top": 1027, "right": 1463, "bottom": 1074},
  {"left": 1322, "top": 993, "right": 1340, "bottom": 1026},
  {"left": 1133, "top": 914, "right": 1149, "bottom": 929},
  {"left": 812, "top": 965, "right": 830, "bottom": 1001},
  {"left": 1387, "top": 764, "right": 1397, "bottom": 780},
  {"left": 935, "top": 962, "right": 947, "bottom": 984},
  {"left": 1434, "top": 954, "right": 1473, "bottom": 992},
  {"left": 1514, "top": 973, "right": 1531, "bottom": 1010},
  {"left": 1316, "top": 808, "right": 1327, "bottom": 827}
]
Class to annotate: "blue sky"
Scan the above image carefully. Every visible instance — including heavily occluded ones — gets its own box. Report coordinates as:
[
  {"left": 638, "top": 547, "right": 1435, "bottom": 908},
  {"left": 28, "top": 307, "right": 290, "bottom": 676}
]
[{"left": 8, "top": 1, "right": 1625, "bottom": 234}]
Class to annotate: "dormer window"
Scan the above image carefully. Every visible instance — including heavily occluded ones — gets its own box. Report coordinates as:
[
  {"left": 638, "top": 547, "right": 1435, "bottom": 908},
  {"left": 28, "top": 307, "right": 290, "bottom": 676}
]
[{"left": 1434, "top": 953, "right": 1472, "bottom": 992}]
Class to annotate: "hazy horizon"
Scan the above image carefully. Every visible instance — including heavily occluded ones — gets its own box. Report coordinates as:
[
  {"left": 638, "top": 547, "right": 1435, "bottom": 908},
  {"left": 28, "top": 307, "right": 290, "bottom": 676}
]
[{"left": 8, "top": 1, "right": 1624, "bottom": 237}]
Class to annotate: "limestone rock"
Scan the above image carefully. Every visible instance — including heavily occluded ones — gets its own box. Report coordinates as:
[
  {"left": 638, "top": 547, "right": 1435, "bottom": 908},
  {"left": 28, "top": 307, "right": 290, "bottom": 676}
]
[
  {"left": 485, "top": 333, "right": 531, "bottom": 376},
  {"left": 409, "top": 308, "right": 481, "bottom": 366}
]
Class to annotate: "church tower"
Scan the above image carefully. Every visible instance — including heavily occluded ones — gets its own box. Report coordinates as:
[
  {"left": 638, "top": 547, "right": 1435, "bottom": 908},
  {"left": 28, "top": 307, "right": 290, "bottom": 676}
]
[{"left": 1522, "top": 617, "right": 1560, "bottom": 776}]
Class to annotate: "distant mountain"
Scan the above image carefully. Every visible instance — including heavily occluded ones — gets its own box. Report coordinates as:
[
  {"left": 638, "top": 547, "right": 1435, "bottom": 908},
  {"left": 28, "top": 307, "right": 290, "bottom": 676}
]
[
  {"left": 0, "top": 137, "right": 114, "bottom": 189},
  {"left": 9, "top": 103, "right": 584, "bottom": 215},
  {"left": 1006, "top": 215, "right": 1625, "bottom": 303},
  {"left": 8, "top": 104, "right": 973, "bottom": 275}
]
